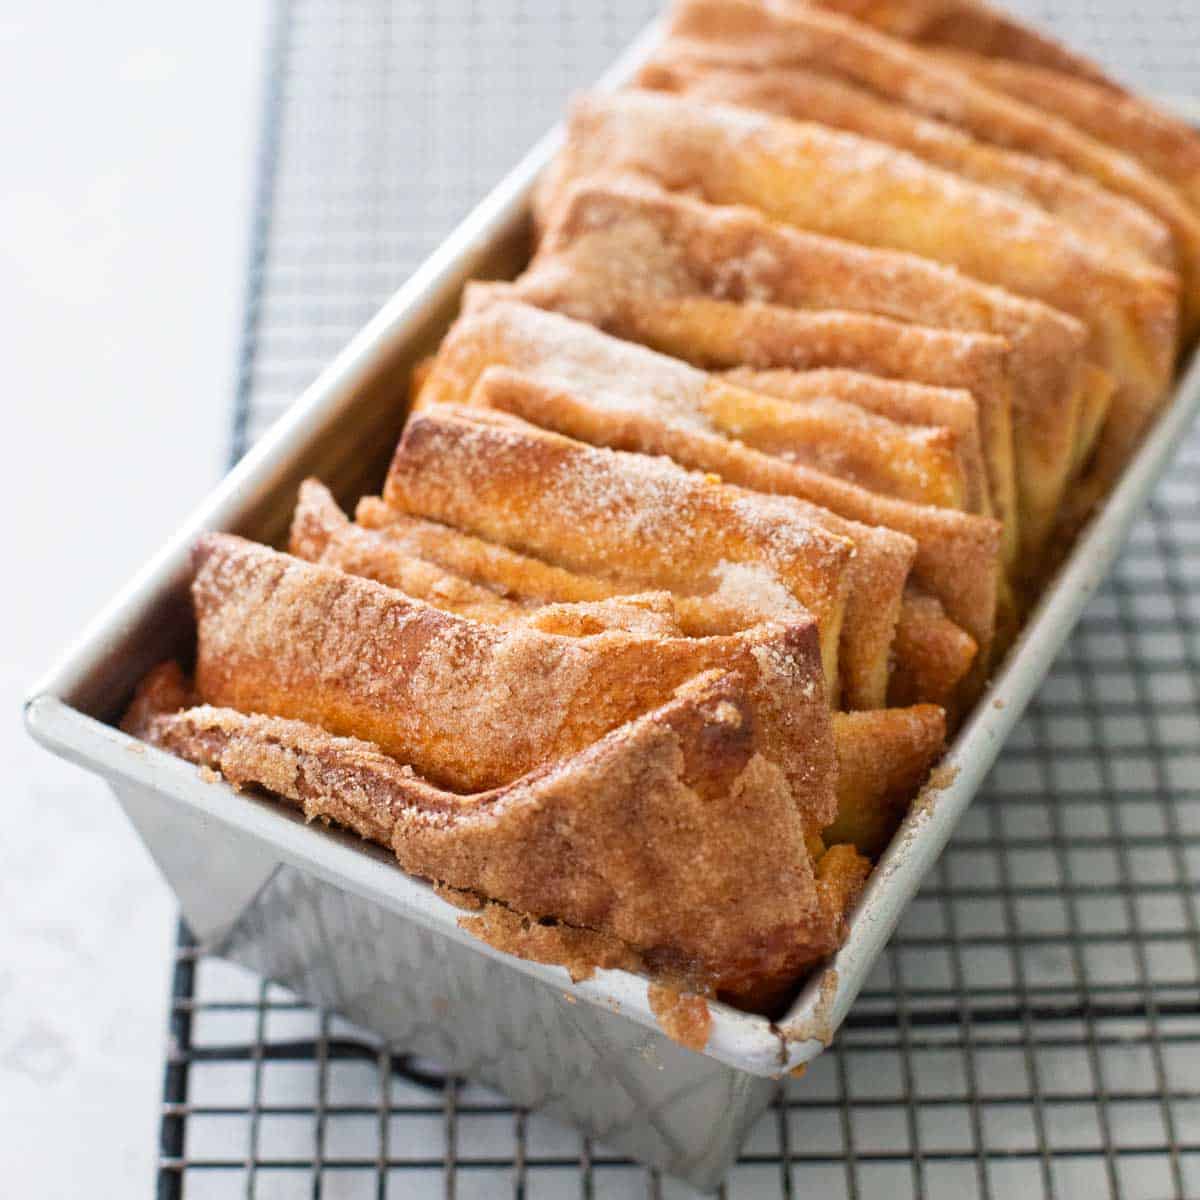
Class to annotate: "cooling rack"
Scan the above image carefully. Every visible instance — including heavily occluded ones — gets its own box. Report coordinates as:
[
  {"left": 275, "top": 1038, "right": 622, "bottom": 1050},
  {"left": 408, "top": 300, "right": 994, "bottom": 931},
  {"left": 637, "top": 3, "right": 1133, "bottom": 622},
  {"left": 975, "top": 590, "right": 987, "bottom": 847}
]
[{"left": 158, "top": 2, "right": 1200, "bottom": 1196}]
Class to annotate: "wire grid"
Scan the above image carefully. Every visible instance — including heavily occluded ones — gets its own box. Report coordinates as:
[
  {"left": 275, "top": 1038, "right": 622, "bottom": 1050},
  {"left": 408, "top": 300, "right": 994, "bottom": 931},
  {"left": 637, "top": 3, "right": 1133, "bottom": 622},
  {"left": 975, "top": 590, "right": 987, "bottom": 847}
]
[{"left": 158, "top": 2, "right": 1200, "bottom": 1197}]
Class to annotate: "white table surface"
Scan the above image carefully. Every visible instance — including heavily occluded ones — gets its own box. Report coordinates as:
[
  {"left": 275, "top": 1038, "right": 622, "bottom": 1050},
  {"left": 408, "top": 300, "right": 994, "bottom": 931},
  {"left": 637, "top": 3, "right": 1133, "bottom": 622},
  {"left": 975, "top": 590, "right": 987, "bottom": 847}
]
[{"left": 0, "top": 3, "right": 267, "bottom": 1194}]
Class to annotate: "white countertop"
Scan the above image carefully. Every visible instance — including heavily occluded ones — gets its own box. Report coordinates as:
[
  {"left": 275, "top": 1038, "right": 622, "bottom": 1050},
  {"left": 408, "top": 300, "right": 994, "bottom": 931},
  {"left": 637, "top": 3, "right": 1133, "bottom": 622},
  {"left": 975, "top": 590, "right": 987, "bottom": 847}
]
[{"left": 1, "top": 3, "right": 267, "bottom": 1193}]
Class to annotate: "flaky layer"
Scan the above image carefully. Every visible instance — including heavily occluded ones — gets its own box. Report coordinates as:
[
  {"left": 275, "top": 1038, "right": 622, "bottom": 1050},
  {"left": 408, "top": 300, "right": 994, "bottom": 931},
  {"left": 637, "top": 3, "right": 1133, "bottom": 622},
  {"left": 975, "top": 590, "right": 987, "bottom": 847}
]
[
  {"left": 800, "top": 0, "right": 1117, "bottom": 87},
  {"left": 192, "top": 533, "right": 836, "bottom": 822},
  {"left": 723, "top": 367, "right": 987, "bottom": 508},
  {"left": 506, "top": 262, "right": 992, "bottom": 515},
  {"left": 458, "top": 364, "right": 988, "bottom": 708},
  {"left": 546, "top": 90, "right": 1179, "bottom": 521},
  {"left": 351, "top": 494, "right": 812, "bottom": 640},
  {"left": 535, "top": 171, "right": 1074, "bottom": 571},
  {"left": 403, "top": 299, "right": 997, "bottom": 674},
  {"left": 640, "top": 54, "right": 1171, "bottom": 269},
  {"left": 657, "top": 0, "right": 1197, "bottom": 336},
  {"left": 408, "top": 306, "right": 922, "bottom": 708},
  {"left": 470, "top": 367, "right": 943, "bottom": 706},
  {"left": 385, "top": 404, "right": 861, "bottom": 697},
  {"left": 296, "top": 477, "right": 789, "bottom": 643},
  {"left": 888, "top": 585, "right": 980, "bottom": 712},
  {"left": 125, "top": 663, "right": 860, "bottom": 1011},
  {"left": 934, "top": 51, "right": 1200, "bottom": 217},
  {"left": 307, "top": 477, "right": 945, "bottom": 873},
  {"left": 827, "top": 705, "right": 946, "bottom": 856},
  {"left": 526, "top": 197, "right": 1014, "bottom": 514}
]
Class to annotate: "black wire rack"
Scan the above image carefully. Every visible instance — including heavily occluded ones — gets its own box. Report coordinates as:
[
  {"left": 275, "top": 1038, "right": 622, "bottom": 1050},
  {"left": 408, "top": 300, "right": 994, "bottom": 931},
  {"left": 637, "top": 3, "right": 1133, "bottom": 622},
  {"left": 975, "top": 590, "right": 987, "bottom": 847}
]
[{"left": 157, "top": 2, "right": 1200, "bottom": 1196}]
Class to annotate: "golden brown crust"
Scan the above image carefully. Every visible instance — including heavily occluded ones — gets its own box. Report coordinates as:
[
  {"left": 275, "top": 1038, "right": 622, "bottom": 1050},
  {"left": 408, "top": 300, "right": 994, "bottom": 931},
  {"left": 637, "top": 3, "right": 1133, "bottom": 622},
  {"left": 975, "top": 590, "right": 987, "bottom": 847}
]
[
  {"left": 291, "top": 479, "right": 528, "bottom": 625},
  {"left": 828, "top": 704, "right": 946, "bottom": 855},
  {"left": 934, "top": 50, "right": 1200, "bottom": 216},
  {"left": 297, "top": 477, "right": 783, "bottom": 644},
  {"left": 297, "top": 482, "right": 964, "bottom": 888},
  {"left": 402, "top": 314, "right": 924, "bottom": 712},
  {"left": 403, "top": 311, "right": 881, "bottom": 679},
  {"left": 639, "top": 54, "right": 1173, "bottom": 269},
  {"left": 463, "top": 367, "right": 925, "bottom": 710},
  {"left": 656, "top": 0, "right": 1197, "bottom": 334},
  {"left": 547, "top": 89, "right": 1179, "bottom": 523},
  {"left": 191, "top": 532, "right": 836, "bottom": 824},
  {"left": 126, "top": 668, "right": 853, "bottom": 1008},
  {"left": 722, "top": 366, "right": 987, "bottom": 509},
  {"left": 353, "top": 497, "right": 617, "bottom": 604},
  {"left": 800, "top": 0, "right": 1117, "bottom": 88},
  {"left": 457, "top": 364, "right": 991, "bottom": 714},
  {"left": 535, "top": 171, "right": 1084, "bottom": 571},
  {"left": 888, "top": 584, "right": 980, "bottom": 711},
  {"left": 352, "top": 492, "right": 817, "bottom": 641},
  {"left": 523, "top": 208, "right": 1014, "bottom": 536},
  {"left": 397, "top": 311, "right": 998, "bottom": 675},
  {"left": 388, "top": 403, "right": 864, "bottom": 698},
  {"left": 505, "top": 265, "right": 991, "bottom": 514}
]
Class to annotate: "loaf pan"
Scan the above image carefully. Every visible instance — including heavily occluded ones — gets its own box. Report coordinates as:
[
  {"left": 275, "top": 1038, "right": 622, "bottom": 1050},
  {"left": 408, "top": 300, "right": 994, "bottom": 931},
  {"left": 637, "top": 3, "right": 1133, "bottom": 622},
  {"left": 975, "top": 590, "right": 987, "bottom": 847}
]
[{"left": 23, "top": 24, "right": 1200, "bottom": 1187}]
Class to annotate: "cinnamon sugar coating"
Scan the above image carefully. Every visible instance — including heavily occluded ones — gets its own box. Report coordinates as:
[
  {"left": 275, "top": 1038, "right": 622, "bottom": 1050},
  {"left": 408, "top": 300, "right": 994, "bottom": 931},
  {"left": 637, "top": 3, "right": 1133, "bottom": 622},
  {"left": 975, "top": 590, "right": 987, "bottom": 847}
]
[
  {"left": 302, "top": 479, "right": 815, "bottom": 643},
  {"left": 640, "top": 53, "right": 1171, "bottom": 269},
  {"left": 412, "top": 295, "right": 994, "bottom": 673},
  {"left": 192, "top": 533, "right": 836, "bottom": 823},
  {"left": 465, "top": 367, "right": 987, "bottom": 708},
  {"left": 657, "top": 0, "right": 1197, "bottom": 333},
  {"left": 410, "top": 294, "right": 939, "bottom": 704},
  {"left": 535, "top": 175, "right": 1075, "bottom": 568},
  {"left": 800, "top": 0, "right": 1118, "bottom": 88},
  {"left": 521, "top": 202, "right": 1014, "bottom": 543},
  {"left": 125, "top": 665, "right": 860, "bottom": 1009},
  {"left": 504, "top": 266, "right": 989, "bottom": 514},
  {"left": 724, "top": 366, "right": 988, "bottom": 517},
  {"left": 547, "top": 88, "right": 1179, "bottom": 527},
  {"left": 387, "top": 396, "right": 923, "bottom": 712},
  {"left": 309, "top": 477, "right": 974, "bottom": 843}
]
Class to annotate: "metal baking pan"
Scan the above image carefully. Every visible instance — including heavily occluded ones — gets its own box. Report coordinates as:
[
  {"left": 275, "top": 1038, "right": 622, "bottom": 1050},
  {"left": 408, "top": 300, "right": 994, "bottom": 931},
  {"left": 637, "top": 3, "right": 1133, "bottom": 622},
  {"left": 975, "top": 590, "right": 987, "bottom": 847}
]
[{"left": 24, "top": 18, "right": 1200, "bottom": 1186}]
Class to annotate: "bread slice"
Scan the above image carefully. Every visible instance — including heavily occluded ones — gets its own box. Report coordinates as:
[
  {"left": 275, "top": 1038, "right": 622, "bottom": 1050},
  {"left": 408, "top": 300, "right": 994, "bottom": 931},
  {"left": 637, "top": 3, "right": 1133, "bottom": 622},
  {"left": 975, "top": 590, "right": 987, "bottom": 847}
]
[
  {"left": 933, "top": 50, "right": 1200, "bottom": 217},
  {"left": 191, "top": 532, "right": 835, "bottom": 819},
  {"left": 655, "top": 0, "right": 1197, "bottom": 335},
  {"left": 545, "top": 90, "right": 1178, "bottom": 517},
  {"left": 534, "top": 177, "right": 1095, "bottom": 567},
  {"left": 798, "top": 0, "right": 1118, "bottom": 88},
  {"left": 640, "top": 53, "right": 1171, "bottom": 269},
  {"left": 124, "top": 661, "right": 860, "bottom": 1013},
  {"left": 409, "top": 298, "right": 933, "bottom": 708}
]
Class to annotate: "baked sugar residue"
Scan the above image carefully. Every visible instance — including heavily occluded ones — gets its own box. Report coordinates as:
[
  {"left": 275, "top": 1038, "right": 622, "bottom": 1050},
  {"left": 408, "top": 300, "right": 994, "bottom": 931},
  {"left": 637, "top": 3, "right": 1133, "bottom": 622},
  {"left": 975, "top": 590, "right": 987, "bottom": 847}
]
[
  {"left": 912, "top": 762, "right": 960, "bottom": 820},
  {"left": 647, "top": 984, "right": 712, "bottom": 1053},
  {"left": 782, "top": 967, "right": 839, "bottom": 1048}
]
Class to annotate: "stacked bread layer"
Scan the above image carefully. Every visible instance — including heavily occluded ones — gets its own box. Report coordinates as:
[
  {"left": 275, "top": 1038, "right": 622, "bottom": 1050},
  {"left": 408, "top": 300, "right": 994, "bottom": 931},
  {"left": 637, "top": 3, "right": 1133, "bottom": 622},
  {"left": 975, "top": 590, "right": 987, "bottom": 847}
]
[{"left": 124, "top": 0, "right": 1195, "bottom": 1028}]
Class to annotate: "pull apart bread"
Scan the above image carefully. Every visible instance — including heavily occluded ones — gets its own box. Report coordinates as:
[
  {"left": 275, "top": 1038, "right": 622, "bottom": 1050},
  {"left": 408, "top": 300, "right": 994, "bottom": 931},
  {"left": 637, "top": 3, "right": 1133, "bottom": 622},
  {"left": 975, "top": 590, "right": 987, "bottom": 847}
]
[
  {"left": 799, "top": 0, "right": 1119, "bottom": 87},
  {"left": 640, "top": 53, "right": 1172, "bottom": 271},
  {"left": 409, "top": 289, "right": 1002, "bottom": 708},
  {"left": 529, "top": 173, "right": 1099, "bottom": 571},
  {"left": 125, "top": 0, "right": 1189, "bottom": 1041},
  {"left": 652, "top": 1, "right": 1197, "bottom": 321},
  {"left": 122, "top": 506, "right": 938, "bottom": 1017},
  {"left": 806, "top": 0, "right": 1200, "bottom": 214},
  {"left": 541, "top": 84, "right": 1179, "bottom": 536},
  {"left": 521, "top": 189, "right": 1007, "bottom": 530}
]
